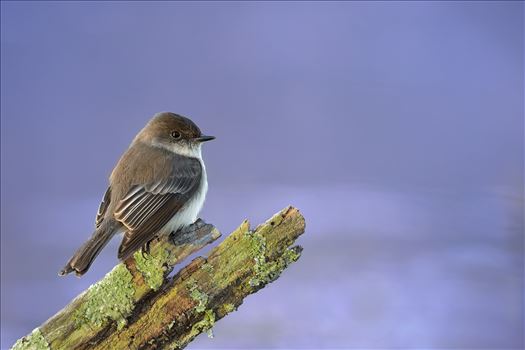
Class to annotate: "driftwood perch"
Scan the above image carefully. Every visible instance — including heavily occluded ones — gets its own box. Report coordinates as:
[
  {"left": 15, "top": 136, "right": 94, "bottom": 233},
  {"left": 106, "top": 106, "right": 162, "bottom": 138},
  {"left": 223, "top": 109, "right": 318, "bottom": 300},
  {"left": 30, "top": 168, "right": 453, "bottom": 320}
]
[{"left": 12, "top": 206, "right": 306, "bottom": 350}]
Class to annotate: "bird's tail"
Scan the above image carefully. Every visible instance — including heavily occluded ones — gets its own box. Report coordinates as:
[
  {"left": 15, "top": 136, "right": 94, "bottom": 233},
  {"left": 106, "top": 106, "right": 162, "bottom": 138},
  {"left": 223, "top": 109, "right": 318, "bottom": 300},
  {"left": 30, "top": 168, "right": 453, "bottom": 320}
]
[{"left": 59, "top": 223, "right": 115, "bottom": 277}]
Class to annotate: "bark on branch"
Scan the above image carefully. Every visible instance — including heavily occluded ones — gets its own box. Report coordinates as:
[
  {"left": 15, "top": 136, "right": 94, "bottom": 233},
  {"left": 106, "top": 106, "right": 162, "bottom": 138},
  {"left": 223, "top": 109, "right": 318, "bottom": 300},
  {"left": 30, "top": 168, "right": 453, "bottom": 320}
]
[{"left": 12, "top": 206, "right": 306, "bottom": 350}]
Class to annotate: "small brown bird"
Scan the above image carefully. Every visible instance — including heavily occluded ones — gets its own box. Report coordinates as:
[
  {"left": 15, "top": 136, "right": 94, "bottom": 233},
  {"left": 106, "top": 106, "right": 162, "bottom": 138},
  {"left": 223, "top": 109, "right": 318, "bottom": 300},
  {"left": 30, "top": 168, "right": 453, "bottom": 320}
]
[{"left": 59, "top": 112, "right": 215, "bottom": 276}]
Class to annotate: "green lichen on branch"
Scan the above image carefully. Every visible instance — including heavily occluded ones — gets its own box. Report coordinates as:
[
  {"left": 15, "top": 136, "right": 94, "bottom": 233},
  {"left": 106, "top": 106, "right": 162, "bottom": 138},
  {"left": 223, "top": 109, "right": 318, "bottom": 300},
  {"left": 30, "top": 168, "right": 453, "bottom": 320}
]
[
  {"left": 186, "top": 278, "right": 216, "bottom": 338},
  {"left": 246, "top": 230, "right": 301, "bottom": 287},
  {"left": 74, "top": 264, "right": 135, "bottom": 330},
  {"left": 201, "top": 262, "right": 214, "bottom": 274},
  {"left": 220, "top": 303, "right": 236, "bottom": 315},
  {"left": 191, "top": 309, "right": 216, "bottom": 338},
  {"left": 187, "top": 278, "right": 209, "bottom": 313},
  {"left": 11, "top": 328, "right": 49, "bottom": 350},
  {"left": 133, "top": 248, "right": 169, "bottom": 291},
  {"left": 12, "top": 207, "right": 305, "bottom": 350}
]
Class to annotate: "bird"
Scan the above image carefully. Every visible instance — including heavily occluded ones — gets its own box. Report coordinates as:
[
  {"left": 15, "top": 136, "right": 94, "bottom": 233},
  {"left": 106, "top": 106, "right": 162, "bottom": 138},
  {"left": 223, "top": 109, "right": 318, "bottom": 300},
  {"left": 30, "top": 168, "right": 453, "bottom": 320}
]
[{"left": 59, "top": 112, "right": 215, "bottom": 276}]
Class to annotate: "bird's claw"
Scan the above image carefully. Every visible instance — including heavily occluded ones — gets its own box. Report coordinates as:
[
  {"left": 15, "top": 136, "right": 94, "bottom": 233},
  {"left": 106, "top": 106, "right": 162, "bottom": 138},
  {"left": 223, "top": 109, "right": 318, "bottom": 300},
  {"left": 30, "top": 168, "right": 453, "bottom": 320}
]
[{"left": 141, "top": 240, "right": 152, "bottom": 259}]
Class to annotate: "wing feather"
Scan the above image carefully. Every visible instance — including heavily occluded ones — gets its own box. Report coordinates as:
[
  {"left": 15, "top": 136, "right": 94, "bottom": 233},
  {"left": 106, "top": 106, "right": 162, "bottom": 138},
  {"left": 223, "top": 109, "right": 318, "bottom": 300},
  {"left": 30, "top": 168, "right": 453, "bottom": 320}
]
[
  {"left": 95, "top": 187, "right": 112, "bottom": 228},
  {"left": 115, "top": 157, "right": 202, "bottom": 260}
]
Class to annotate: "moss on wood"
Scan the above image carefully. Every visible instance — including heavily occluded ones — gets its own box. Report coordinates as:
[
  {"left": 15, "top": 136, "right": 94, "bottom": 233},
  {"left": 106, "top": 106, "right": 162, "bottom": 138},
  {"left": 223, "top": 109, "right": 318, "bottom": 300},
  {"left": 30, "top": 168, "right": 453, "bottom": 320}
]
[
  {"left": 188, "top": 278, "right": 209, "bottom": 313},
  {"left": 74, "top": 264, "right": 135, "bottom": 330},
  {"left": 11, "top": 328, "right": 49, "bottom": 350},
  {"left": 12, "top": 207, "right": 305, "bottom": 350},
  {"left": 133, "top": 248, "right": 169, "bottom": 291}
]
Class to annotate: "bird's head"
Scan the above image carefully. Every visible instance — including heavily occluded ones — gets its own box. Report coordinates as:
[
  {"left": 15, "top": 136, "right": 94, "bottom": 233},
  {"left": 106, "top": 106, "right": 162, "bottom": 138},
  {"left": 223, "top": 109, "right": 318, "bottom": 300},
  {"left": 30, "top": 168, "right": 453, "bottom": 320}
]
[{"left": 137, "top": 112, "right": 215, "bottom": 156}]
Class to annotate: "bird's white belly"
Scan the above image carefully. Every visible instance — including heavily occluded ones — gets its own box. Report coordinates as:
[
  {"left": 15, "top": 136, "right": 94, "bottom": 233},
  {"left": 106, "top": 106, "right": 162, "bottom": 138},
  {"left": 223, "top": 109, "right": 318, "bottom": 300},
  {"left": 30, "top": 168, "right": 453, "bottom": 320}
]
[{"left": 159, "top": 164, "right": 208, "bottom": 236}]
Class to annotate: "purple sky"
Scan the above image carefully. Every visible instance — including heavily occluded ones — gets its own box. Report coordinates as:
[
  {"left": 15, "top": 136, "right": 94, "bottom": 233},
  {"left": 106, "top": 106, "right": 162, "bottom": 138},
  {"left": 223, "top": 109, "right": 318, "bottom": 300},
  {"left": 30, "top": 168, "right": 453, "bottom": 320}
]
[{"left": 1, "top": 1, "right": 523, "bottom": 349}]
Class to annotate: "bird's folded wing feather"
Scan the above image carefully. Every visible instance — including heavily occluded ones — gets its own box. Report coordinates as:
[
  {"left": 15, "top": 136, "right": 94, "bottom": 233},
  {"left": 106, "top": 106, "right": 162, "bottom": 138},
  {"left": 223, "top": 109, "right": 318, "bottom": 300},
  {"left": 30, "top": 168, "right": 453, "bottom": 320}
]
[
  {"left": 95, "top": 186, "right": 112, "bottom": 228},
  {"left": 114, "top": 159, "right": 202, "bottom": 260}
]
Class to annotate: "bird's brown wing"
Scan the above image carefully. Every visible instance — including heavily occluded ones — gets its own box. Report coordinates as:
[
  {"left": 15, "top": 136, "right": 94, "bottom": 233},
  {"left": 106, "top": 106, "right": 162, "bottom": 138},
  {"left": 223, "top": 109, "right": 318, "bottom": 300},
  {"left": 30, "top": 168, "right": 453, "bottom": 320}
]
[
  {"left": 114, "top": 158, "right": 202, "bottom": 260},
  {"left": 95, "top": 186, "right": 112, "bottom": 228}
]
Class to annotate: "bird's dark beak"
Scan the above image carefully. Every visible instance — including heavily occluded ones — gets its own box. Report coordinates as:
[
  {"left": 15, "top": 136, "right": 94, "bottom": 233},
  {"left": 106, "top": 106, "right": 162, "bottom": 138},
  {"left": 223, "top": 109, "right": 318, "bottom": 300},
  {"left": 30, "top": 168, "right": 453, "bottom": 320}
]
[{"left": 195, "top": 135, "right": 215, "bottom": 142}]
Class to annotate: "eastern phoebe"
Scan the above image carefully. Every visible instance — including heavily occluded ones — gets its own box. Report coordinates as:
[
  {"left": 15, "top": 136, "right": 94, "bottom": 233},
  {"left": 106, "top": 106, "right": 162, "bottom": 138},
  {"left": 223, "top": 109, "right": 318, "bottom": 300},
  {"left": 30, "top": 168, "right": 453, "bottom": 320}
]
[{"left": 59, "top": 112, "right": 215, "bottom": 276}]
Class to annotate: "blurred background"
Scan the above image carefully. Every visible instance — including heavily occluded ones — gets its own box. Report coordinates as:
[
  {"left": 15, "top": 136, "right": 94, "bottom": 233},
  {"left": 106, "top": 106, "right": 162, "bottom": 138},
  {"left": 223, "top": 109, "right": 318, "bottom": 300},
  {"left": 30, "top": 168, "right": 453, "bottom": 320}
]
[{"left": 1, "top": 1, "right": 523, "bottom": 349}]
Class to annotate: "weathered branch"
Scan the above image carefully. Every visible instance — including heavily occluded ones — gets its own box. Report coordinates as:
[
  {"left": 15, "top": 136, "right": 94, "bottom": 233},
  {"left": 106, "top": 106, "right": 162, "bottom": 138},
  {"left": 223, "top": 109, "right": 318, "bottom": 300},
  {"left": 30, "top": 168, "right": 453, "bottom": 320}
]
[{"left": 12, "top": 206, "right": 305, "bottom": 350}]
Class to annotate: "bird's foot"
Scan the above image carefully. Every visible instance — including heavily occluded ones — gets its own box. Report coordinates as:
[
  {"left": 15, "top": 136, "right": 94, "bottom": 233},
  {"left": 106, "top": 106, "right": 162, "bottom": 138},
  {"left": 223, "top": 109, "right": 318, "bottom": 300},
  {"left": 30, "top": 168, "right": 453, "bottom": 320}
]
[{"left": 140, "top": 239, "right": 153, "bottom": 258}]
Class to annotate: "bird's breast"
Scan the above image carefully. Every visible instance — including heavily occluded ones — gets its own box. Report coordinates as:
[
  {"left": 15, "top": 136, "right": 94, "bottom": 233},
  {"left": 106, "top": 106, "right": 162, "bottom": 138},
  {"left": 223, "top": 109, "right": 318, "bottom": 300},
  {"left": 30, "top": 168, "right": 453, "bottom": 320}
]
[{"left": 159, "top": 159, "right": 208, "bottom": 235}]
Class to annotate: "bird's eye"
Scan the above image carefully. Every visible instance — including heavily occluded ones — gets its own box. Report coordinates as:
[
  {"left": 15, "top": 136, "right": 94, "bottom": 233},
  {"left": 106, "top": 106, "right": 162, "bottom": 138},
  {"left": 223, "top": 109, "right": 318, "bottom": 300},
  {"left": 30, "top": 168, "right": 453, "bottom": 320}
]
[{"left": 171, "top": 131, "right": 181, "bottom": 139}]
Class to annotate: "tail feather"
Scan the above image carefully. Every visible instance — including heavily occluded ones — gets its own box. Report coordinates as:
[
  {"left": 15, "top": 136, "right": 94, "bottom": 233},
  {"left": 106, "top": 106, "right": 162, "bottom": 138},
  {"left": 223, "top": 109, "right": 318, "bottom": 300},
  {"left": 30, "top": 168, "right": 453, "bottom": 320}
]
[{"left": 59, "top": 226, "right": 114, "bottom": 277}]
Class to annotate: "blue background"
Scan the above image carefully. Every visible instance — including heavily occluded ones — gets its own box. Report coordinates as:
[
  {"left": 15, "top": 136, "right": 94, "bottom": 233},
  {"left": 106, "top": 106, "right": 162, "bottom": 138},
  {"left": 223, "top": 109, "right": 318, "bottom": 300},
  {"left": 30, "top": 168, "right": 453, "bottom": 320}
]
[{"left": 1, "top": 1, "right": 523, "bottom": 349}]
